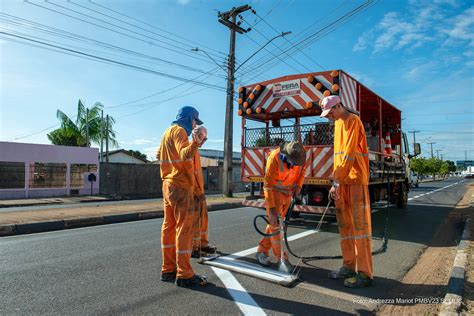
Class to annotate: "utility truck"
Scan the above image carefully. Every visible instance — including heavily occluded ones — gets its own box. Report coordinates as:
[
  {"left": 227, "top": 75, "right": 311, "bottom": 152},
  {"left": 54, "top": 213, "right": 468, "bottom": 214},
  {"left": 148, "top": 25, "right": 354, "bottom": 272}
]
[{"left": 238, "top": 70, "right": 420, "bottom": 214}]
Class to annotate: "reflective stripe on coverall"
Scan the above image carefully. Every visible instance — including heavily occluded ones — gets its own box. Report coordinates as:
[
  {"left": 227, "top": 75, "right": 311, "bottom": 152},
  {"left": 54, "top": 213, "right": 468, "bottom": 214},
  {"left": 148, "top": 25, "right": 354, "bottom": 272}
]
[
  {"left": 192, "top": 151, "right": 210, "bottom": 250},
  {"left": 333, "top": 113, "right": 373, "bottom": 279},
  {"left": 159, "top": 124, "right": 199, "bottom": 279},
  {"left": 257, "top": 148, "right": 305, "bottom": 259}
]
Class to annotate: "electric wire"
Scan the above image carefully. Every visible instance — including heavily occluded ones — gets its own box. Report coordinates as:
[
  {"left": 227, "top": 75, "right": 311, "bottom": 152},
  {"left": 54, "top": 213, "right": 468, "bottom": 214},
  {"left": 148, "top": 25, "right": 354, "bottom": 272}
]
[
  {"left": 0, "top": 13, "right": 226, "bottom": 78},
  {"left": 0, "top": 30, "right": 227, "bottom": 92},
  {"left": 25, "top": 0, "right": 223, "bottom": 66}
]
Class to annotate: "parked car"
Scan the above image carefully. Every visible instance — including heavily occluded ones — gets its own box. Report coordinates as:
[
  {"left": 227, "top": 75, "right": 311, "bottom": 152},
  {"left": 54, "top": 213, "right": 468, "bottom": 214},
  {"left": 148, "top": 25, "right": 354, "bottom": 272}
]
[{"left": 410, "top": 171, "right": 419, "bottom": 188}]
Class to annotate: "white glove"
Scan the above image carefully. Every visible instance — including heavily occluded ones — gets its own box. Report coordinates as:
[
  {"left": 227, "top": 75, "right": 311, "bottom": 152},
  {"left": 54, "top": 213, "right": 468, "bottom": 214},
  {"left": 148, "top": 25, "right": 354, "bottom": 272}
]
[{"left": 192, "top": 126, "right": 207, "bottom": 147}]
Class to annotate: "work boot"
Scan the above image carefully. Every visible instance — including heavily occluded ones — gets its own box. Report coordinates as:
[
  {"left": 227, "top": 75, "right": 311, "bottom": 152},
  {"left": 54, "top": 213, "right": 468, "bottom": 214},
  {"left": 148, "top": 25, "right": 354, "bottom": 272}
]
[
  {"left": 328, "top": 266, "right": 356, "bottom": 279},
  {"left": 176, "top": 274, "right": 209, "bottom": 288},
  {"left": 344, "top": 272, "right": 373, "bottom": 288},
  {"left": 200, "top": 245, "right": 217, "bottom": 254},
  {"left": 256, "top": 252, "right": 270, "bottom": 266},
  {"left": 160, "top": 272, "right": 176, "bottom": 282}
]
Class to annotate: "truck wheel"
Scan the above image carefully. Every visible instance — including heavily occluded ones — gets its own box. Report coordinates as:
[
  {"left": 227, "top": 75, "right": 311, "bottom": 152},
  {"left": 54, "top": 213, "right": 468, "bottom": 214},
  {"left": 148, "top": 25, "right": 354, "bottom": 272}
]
[{"left": 397, "top": 183, "right": 408, "bottom": 209}]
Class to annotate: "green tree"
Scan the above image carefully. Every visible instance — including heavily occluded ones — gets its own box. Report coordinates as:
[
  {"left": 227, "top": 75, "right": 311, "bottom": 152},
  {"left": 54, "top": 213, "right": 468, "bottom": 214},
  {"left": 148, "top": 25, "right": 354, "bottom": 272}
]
[
  {"left": 47, "top": 99, "right": 118, "bottom": 148},
  {"left": 128, "top": 150, "right": 148, "bottom": 161},
  {"left": 410, "top": 157, "right": 428, "bottom": 175},
  {"left": 445, "top": 160, "right": 456, "bottom": 173}
]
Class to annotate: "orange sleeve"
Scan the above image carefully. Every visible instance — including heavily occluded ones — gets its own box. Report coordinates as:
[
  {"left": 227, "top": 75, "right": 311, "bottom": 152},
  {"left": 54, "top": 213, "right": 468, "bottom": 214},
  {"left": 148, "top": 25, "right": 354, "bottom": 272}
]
[
  {"left": 174, "top": 127, "right": 199, "bottom": 162},
  {"left": 296, "top": 163, "right": 306, "bottom": 188},
  {"left": 334, "top": 117, "right": 359, "bottom": 182},
  {"left": 263, "top": 155, "right": 279, "bottom": 209}
]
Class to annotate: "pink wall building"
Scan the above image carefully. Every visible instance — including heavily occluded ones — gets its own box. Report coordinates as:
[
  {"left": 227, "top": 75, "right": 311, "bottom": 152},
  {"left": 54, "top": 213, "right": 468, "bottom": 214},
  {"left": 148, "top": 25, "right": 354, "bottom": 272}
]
[{"left": 0, "top": 142, "right": 99, "bottom": 199}]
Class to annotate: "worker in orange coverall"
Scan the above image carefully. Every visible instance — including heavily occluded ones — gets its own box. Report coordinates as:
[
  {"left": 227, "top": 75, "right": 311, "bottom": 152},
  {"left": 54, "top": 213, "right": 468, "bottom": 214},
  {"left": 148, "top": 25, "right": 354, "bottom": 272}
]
[
  {"left": 191, "top": 126, "right": 217, "bottom": 258},
  {"left": 157, "top": 106, "right": 208, "bottom": 288},
  {"left": 256, "top": 141, "right": 306, "bottom": 267},
  {"left": 321, "top": 95, "right": 373, "bottom": 288}
]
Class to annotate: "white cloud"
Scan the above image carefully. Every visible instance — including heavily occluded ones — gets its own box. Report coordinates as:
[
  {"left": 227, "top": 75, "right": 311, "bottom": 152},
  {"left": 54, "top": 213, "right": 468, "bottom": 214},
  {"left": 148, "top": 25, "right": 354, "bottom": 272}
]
[
  {"left": 354, "top": 3, "right": 471, "bottom": 53},
  {"left": 143, "top": 146, "right": 159, "bottom": 161},
  {"left": 442, "top": 7, "right": 474, "bottom": 47},
  {"left": 121, "top": 138, "right": 155, "bottom": 145},
  {"left": 353, "top": 30, "right": 374, "bottom": 52}
]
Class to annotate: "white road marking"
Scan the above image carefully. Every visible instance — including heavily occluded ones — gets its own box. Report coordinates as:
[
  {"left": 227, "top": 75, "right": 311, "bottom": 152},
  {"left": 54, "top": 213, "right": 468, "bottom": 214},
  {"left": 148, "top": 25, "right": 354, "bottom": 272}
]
[
  {"left": 210, "top": 180, "right": 467, "bottom": 314},
  {"left": 408, "top": 181, "right": 461, "bottom": 201},
  {"left": 211, "top": 230, "right": 318, "bottom": 315},
  {"left": 211, "top": 267, "right": 266, "bottom": 316}
]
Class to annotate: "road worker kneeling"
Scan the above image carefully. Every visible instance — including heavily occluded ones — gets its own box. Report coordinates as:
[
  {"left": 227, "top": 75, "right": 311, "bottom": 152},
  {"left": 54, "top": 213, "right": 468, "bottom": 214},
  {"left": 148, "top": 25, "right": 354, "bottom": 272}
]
[
  {"left": 321, "top": 95, "right": 373, "bottom": 288},
  {"left": 256, "top": 141, "right": 306, "bottom": 267},
  {"left": 157, "top": 106, "right": 208, "bottom": 288}
]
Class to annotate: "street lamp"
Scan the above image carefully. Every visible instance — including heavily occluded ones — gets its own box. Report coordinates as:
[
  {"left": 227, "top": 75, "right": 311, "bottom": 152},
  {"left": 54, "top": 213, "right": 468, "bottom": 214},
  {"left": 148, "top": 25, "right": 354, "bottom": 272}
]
[
  {"left": 235, "top": 31, "right": 291, "bottom": 72},
  {"left": 191, "top": 48, "right": 227, "bottom": 73}
]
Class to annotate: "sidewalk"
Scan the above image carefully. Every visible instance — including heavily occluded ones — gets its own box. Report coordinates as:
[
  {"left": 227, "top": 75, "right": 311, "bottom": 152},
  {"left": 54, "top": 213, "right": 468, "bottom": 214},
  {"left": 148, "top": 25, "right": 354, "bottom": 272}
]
[
  {"left": 0, "top": 194, "right": 247, "bottom": 237},
  {"left": 0, "top": 195, "right": 117, "bottom": 208}
]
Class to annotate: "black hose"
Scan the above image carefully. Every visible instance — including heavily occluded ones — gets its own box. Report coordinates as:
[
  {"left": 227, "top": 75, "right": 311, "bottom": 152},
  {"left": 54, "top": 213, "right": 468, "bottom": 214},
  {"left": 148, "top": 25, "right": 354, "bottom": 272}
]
[
  {"left": 253, "top": 214, "right": 280, "bottom": 237},
  {"left": 284, "top": 181, "right": 390, "bottom": 261}
]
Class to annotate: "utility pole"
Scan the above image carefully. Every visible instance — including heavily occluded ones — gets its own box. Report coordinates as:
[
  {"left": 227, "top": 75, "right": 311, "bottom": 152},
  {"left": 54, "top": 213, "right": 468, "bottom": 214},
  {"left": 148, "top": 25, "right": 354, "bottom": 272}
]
[
  {"left": 100, "top": 110, "right": 104, "bottom": 162},
  {"left": 105, "top": 115, "right": 109, "bottom": 163},
  {"left": 436, "top": 149, "right": 442, "bottom": 159},
  {"left": 408, "top": 130, "right": 420, "bottom": 154},
  {"left": 85, "top": 108, "right": 89, "bottom": 147},
  {"left": 428, "top": 142, "right": 436, "bottom": 158},
  {"left": 219, "top": 4, "right": 251, "bottom": 197}
]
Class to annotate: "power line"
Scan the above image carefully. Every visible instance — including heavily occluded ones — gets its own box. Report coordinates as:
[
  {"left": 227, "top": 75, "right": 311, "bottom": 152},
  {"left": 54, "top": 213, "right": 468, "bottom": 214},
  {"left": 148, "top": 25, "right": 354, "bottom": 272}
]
[
  {"left": 0, "top": 14, "right": 228, "bottom": 80},
  {"left": 252, "top": 11, "right": 325, "bottom": 70},
  {"left": 69, "top": 0, "right": 229, "bottom": 63},
  {"left": 88, "top": 0, "right": 229, "bottom": 59},
  {"left": 25, "top": 0, "right": 224, "bottom": 66},
  {"left": 246, "top": 0, "right": 375, "bottom": 76},
  {"left": 0, "top": 31, "right": 227, "bottom": 92}
]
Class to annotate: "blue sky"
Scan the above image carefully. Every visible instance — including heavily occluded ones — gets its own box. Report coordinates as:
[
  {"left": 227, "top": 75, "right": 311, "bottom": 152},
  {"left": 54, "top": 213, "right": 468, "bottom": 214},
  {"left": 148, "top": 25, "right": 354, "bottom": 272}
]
[{"left": 1, "top": 0, "right": 472, "bottom": 161}]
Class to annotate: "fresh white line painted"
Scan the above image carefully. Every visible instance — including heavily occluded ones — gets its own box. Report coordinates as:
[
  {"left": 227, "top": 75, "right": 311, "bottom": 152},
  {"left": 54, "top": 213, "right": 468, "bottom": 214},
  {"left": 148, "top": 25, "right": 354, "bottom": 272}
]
[
  {"left": 211, "top": 230, "right": 318, "bottom": 315},
  {"left": 211, "top": 267, "right": 266, "bottom": 316}
]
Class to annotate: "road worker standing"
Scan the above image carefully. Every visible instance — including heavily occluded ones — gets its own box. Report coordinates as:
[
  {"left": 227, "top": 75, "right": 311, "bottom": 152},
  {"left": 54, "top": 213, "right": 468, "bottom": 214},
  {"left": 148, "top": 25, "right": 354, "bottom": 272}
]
[
  {"left": 191, "top": 126, "right": 217, "bottom": 258},
  {"left": 320, "top": 95, "right": 373, "bottom": 288},
  {"left": 256, "top": 141, "right": 306, "bottom": 267},
  {"left": 157, "top": 106, "right": 208, "bottom": 288}
]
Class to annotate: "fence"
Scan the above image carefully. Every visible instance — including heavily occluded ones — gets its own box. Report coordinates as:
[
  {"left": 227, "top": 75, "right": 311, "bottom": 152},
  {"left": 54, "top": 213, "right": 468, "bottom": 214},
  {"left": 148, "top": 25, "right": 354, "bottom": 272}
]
[
  {"left": 99, "top": 163, "right": 246, "bottom": 197},
  {"left": 244, "top": 123, "right": 334, "bottom": 147}
]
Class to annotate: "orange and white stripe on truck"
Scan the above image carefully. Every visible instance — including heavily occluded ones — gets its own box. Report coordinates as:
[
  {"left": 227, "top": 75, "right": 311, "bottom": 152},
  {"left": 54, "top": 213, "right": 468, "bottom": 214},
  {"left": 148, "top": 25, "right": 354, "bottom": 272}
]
[
  {"left": 340, "top": 72, "right": 358, "bottom": 112},
  {"left": 242, "top": 148, "right": 265, "bottom": 178},
  {"left": 312, "top": 146, "right": 334, "bottom": 178}
]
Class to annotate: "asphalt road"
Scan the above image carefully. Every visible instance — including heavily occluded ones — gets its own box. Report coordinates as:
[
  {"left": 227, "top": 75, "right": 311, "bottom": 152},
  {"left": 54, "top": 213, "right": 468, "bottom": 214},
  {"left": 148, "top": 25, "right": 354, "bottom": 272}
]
[{"left": 0, "top": 177, "right": 470, "bottom": 315}]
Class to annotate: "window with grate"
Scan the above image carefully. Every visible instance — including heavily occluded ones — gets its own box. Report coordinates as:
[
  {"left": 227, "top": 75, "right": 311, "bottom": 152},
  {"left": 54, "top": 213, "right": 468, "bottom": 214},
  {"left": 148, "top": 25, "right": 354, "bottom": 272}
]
[
  {"left": 29, "top": 163, "right": 67, "bottom": 188},
  {"left": 70, "top": 164, "right": 98, "bottom": 188},
  {"left": 0, "top": 162, "right": 25, "bottom": 189}
]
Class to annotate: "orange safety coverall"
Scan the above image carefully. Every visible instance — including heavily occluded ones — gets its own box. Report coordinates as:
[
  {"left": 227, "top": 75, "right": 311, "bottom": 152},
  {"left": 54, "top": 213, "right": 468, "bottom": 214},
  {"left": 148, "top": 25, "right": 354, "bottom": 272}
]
[
  {"left": 192, "top": 151, "right": 210, "bottom": 250},
  {"left": 158, "top": 124, "right": 199, "bottom": 279},
  {"left": 257, "top": 148, "right": 306, "bottom": 259},
  {"left": 333, "top": 113, "right": 373, "bottom": 279}
]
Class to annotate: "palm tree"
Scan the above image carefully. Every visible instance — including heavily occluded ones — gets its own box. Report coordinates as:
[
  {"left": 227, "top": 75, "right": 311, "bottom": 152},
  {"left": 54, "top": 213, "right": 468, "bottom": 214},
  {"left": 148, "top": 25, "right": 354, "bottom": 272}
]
[{"left": 47, "top": 99, "right": 118, "bottom": 147}]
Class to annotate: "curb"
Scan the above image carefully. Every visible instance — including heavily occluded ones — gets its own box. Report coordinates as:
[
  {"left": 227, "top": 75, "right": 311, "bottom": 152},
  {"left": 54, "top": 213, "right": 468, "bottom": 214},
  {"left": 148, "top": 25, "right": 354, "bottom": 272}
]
[
  {"left": 0, "top": 201, "right": 243, "bottom": 237},
  {"left": 439, "top": 217, "right": 471, "bottom": 316}
]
